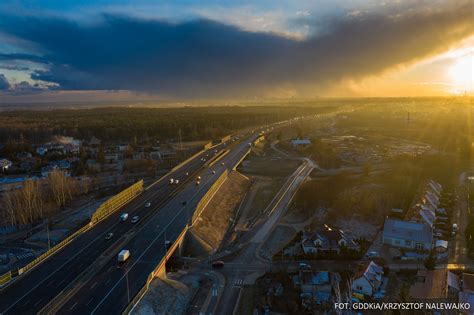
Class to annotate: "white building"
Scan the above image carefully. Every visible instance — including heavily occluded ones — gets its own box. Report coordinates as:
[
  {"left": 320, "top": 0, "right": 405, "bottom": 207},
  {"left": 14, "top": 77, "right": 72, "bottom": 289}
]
[{"left": 352, "top": 261, "right": 384, "bottom": 297}]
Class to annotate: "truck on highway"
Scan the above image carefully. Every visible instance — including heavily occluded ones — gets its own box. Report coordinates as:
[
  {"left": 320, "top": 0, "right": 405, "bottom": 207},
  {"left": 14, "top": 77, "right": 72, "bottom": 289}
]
[{"left": 118, "top": 249, "right": 130, "bottom": 262}]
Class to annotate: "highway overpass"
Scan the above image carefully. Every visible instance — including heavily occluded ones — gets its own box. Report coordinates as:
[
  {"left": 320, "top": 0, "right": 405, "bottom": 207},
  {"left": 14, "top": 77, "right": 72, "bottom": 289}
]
[{"left": 0, "top": 129, "right": 264, "bottom": 314}]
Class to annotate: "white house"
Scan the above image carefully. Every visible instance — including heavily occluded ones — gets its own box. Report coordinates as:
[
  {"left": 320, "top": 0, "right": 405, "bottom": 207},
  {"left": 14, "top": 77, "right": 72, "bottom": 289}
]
[
  {"left": 352, "top": 261, "right": 384, "bottom": 297},
  {"left": 302, "top": 227, "right": 359, "bottom": 255},
  {"left": 382, "top": 219, "right": 433, "bottom": 251}
]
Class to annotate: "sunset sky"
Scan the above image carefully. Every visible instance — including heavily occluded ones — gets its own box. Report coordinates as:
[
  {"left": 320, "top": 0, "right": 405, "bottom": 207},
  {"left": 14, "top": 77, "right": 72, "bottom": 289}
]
[{"left": 0, "top": 0, "right": 472, "bottom": 102}]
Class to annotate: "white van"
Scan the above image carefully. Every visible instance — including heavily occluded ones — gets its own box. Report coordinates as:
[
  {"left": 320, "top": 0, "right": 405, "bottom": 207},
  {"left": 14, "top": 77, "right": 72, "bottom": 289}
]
[{"left": 118, "top": 250, "right": 130, "bottom": 262}]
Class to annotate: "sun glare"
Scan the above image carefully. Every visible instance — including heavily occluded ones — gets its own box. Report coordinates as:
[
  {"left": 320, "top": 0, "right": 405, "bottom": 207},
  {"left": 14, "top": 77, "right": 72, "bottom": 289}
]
[{"left": 448, "top": 53, "right": 474, "bottom": 94}]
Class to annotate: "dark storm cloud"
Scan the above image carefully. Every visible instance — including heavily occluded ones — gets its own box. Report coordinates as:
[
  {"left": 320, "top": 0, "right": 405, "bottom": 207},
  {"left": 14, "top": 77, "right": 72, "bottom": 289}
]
[
  {"left": 0, "top": 1, "right": 472, "bottom": 97},
  {"left": 0, "top": 73, "right": 10, "bottom": 90}
]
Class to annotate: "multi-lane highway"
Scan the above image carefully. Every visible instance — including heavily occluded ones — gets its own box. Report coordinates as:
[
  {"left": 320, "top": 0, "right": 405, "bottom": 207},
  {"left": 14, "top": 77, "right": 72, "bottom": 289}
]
[
  {"left": 0, "top": 115, "right": 302, "bottom": 315},
  {"left": 0, "top": 139, "right": 231, "bottom": 314},
  {"left": 57, "top": 133, "right": 260, "bottom": 314}
]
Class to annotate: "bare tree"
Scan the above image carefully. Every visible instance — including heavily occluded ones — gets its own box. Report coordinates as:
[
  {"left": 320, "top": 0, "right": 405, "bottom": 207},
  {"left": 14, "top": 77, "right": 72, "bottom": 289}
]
[{"left": 48, "top": 170, "right": 73, "bottom": 207}]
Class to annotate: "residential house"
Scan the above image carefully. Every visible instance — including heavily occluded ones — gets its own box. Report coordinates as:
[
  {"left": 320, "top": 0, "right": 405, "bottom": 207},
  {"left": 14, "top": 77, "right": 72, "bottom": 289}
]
[
  {"left": 0, "top": 158, "right": 12, "bottom": 171},
  {"left": 302, "top": 227, "right": 359, "bottom": 255},
  {"left": 351, "top": 261, "right": 384, "bottom": 297},
  {"left": 382, "top": 218, "right": 433, "bottom": 251},
  {"left": 435, "top": 240, "right": 448, "bottom": 253},
  {"left": 298, "top": 270, "right": 340, "bottom": 305},
  {"left": 410, "top": 269, "right": 459, "bottom": 301}
]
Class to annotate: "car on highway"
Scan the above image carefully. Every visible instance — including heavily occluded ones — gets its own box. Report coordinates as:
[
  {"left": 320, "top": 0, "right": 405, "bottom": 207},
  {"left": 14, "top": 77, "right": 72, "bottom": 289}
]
[
  {"left": 211, "top": 260, "right": 225, "bottom": 268},
  {"left": 145, "top": 202, "right": 151, "bottom": 208},
  {"left": 185, "top": 172, "right": 189, "bottom": 176},
  {"left": 170, "top": 178, "right": 175, "bottom": 184},
  {"left": 196, "top": 181, "right": 200, "bottom": 185},
  {"left": 105, "top": 232, "right": 114, "bottom": 240},
  {"left": 212, "top": 170, "right": 216, "bottom": 174},
  {"left": 118, "top": 249, "right": 130, "bottom": 263},
  {"left": 175, "top": 179, "right": 179, "bottom": 184},
  {"left": 165, "top": 240, "right": 171, "bottom": 249},
  {"left": 197, "top": 176, "right": 201, "bottom": 181},
  {"left": 131, "top": 216, "right": 140, "bottom": 224},
  {"left": 221, "top": 162, "right": 225, "bottom": 166},
  {"left": 120, "top": 213, "right": 128, "bottom": 221}
]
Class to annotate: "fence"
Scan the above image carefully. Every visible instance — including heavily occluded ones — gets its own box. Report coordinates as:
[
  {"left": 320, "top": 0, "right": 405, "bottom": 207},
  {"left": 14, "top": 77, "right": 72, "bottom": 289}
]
[
  {"left": 0, "top": 270, "right": 11, "bottom": 288},
  {"left": 192, "top": 170, "right": 228, "bottom": 224},
  {"left": 91, "top": 180, "right": 144, "bottom": 224},
  {"left": 205, "top": 149, "right": 229, "bottom": 167}
]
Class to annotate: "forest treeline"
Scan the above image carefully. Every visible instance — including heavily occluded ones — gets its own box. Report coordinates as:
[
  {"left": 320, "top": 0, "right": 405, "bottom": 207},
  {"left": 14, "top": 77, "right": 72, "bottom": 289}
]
[{"left": 0, "top": 106, "right": 335, "bottom": 144}]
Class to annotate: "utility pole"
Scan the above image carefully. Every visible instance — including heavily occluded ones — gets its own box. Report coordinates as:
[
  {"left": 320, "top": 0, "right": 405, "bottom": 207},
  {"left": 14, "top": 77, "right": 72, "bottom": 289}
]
[{"left": 46, "top": 220, "right": 51, "bottom": 250}]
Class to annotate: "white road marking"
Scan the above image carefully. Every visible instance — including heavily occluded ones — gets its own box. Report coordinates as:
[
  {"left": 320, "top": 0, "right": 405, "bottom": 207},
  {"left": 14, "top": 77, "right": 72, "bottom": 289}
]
[{"left": 69, "top": 302, "right": 78, "bottom": 310}]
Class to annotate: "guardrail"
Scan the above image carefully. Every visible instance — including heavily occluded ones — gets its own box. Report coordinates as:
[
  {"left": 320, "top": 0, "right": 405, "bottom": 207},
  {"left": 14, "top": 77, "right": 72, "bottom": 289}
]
[
  {"left": 91, "top": 180, "right": 144, "bottom": 224},
  {"left": 205, "top": 149, "right": 229, "bottom": 167},
  {"left": 123, "top": 226, "right": 189, "bottom": 315},
  {"left": 233, "top": 149, "right": 251, "bottom": 171},
  {"left": 192, "top": 170, "right": 228, "bottom": 225}
]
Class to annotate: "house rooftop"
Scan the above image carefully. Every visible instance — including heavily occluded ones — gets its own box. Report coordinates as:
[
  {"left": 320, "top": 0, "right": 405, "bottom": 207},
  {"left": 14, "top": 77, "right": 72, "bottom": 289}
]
[
  {"left": 410, "top": 269, "right": 459, "bottom": 300},
  {"left": 383, "top": 219, "right": 433, "bottom": 244}
]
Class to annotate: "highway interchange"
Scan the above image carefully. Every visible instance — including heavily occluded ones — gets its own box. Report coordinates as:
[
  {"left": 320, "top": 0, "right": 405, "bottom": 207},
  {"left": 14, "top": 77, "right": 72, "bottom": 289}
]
[{"left": 0, "top": 125, "right": 268, "bottom": 314}]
